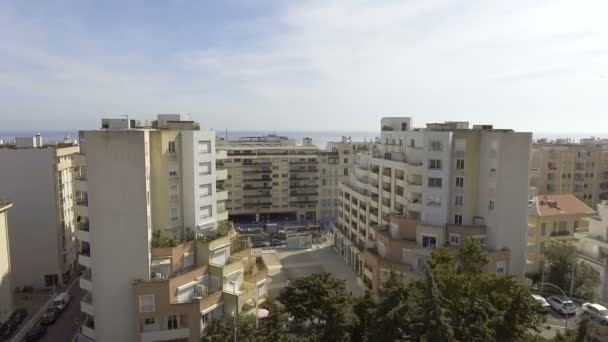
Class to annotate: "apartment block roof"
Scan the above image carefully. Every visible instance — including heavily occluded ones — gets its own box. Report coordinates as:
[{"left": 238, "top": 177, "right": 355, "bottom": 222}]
[{"left": 532, "top": 194, "right": 595, "bottom": 217}]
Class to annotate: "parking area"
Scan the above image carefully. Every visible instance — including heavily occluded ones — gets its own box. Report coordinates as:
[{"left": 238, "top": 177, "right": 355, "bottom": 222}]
[
  {"left": 537, "top": 305, "right": 582, "bottom": 339},
  {"left": 262, "top": 243, "right": 362, "bottom": 298}
]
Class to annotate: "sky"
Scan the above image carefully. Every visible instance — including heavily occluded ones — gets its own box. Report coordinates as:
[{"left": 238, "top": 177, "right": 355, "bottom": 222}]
[{"left": 0, "top": 0, "right": 607, "bottom": 133}]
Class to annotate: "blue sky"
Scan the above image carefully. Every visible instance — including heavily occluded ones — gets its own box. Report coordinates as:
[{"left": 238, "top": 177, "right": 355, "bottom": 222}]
[{"left": 1, "top": 0, "right": 607, "bottom": 133}]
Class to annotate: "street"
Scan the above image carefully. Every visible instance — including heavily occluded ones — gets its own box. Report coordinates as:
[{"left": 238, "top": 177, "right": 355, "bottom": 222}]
[{"left": 38, "top": 283, "right": 83, "bottom": 342}]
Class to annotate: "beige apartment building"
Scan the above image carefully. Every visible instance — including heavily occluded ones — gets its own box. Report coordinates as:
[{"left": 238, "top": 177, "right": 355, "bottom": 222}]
[
  {"left": 76, "top": 115, "right": 264, "bottom": 341},
  {"left": 526, "top": 194, "right": 595, "bottom": 273},
  {"left": 334, "top": 117, "right": 532, "bottom": 289},
  {"left": 531, "top": 142, "right": 608, "bottom": 208},
  {"left": 217, "top": 135, "right": 320, "bottom": 223},
  {"left": 0, "top": 139, "right": 80, "bottom": 288},
  {"left": 0, "top": 199, "right": 14, "bottom": 322}
]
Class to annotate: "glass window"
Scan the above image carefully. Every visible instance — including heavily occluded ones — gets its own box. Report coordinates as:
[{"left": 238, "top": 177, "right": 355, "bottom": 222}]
[
  {"left": 139, "top": 295, "right": 155, "bottom": 313},
  {"left": 454, "top": 215, "right": 463, "bottom": 225},
  {"left": 168, "top": 141, "right": 176, "bottom": 153},
  {"left": 198, "top": 140, "right": 211, "bottom": 153},
  {"left": 428, "top": 159, "right": 442, "bottom": 170},
  {"left": 428, "top": 178, "right": 442, "bottom": 188},
  {"left": 430, "top": 141, "right": 443, "bottom": 151},
  {"left": 456, "top": 159, "right": 465, "bottom": 170},
  {"left": 168, "top": 315, "right": 178, "bottom": 330},
  {"left": 455, "top": 195, "right": 464, "bottom": 207}
]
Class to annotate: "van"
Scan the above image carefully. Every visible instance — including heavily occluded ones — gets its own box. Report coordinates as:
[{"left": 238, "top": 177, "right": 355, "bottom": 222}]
[{"left": 50, "top": 292, "right": 71, "bottom": 311}]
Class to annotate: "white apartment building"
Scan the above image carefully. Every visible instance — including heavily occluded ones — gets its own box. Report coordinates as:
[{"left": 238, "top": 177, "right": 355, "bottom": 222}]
[
  {"left": 578, "top": 201, "right": 608, "bottom": 302},
  {"left": 76, "top": 115, "right": 240, "bottom": 341},
  {"left": 0, "top": 199, "right": 14, "bottom": 322},
  {"left": 0, "top": 140, "right": 80, "bottom": 288},
  {"left": 334, "top": 117, "right": 532, "bottom": 284},
  {"left": 531, "top": 142, "right": 608, "bottom": 209},
  {"left": 217, "top": 135, "right": 319, "bottom": 222}
]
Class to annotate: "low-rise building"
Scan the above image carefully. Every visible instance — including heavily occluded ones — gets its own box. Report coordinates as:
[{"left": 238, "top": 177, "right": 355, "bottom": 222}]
[
  {"left": 0, "top": 139, "right": 80, "bottom": 288},
  {"left": 0, "top": 199, "right": 14, "bottom": 321},
  {"left": 526, "top": 194, "right": 595, "bottom": 273}
]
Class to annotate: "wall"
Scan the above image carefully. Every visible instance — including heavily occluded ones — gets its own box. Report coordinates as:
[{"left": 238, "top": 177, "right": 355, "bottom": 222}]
[
  {"left": 0, "top": 149, "right": 61, "bottom": 288},
  {"left": 81, "top": 130, "right": 152, "bottom": 342},
  {"left": 420, "top": 131, "right": 452, "bottom": 226},
  {"left": 0, "top": 204, "right": 13, "bottom": 321}
]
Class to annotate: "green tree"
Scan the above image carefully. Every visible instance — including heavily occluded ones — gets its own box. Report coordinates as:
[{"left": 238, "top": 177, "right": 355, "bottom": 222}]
[
  {"left": 202, "top": 314, "right": 257, "bottom": 342},
  {"left": 370, "top": 273, "right": 414, "bottom": 341},
  {"left": 419, "top": 268, "right": 454, "bottom": 342},
  {"left": 258, "top": 297, "right": 290, "bottom": 341},
  {"left": 544, "top": 241, "right": 600, "bottom": 299},
  {"left": 279, "top": 272, "right": 354, "bottom": 341},
  {"left": 351, "top": 290, "right": 376, "bottom": 342}
]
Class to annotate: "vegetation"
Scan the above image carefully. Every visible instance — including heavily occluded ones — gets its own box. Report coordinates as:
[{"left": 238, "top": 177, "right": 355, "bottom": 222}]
[
  {"left": 543, "top": 240, "right": 600, "bottom": 299},
  {"left": 202, "top": 239, "right": 575, "bottom": 341},
  {"left": 150, "top": 230, "right": 178, "bottom": 248}
]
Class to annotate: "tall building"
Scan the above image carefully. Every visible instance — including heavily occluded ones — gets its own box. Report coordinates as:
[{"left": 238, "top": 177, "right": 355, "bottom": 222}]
[
  {"left": 526, "top": 194, "right": 595, "bottom": 273},
  {"left": 0, "top": 198, "right": 14, "bottom": 322},
  {"left": 531, "top": 142, "right": 608, "bottom": 208},
  {"left": 77, "top": 115, "right": 266, "bottom": 342},
  {"left": 578, "top": 201, "right": 608, "bottom": 302},
  {"left": 217, "top": 135, "right": 320, "bottom": 223},
  {"left": 318, "top": 138, "right": 376, "bottom": 227},
  {"left": 0, "top": 139, "right": 80, "bottom": 288},
  {"left": 333, "top": 117, "right": 532, "bottom": 288}
]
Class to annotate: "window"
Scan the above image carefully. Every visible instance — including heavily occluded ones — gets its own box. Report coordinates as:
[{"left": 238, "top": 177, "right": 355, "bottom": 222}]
[
  {"left": 541, "top": 223, "right": 546, "bottom": 236},
  {"left": 489, "top": 200, "right": 495, "bottom": 210},
  {"left": 455, "top": 195, "right": 463, "bottom": 207},
  {"left": 344, "top": 168, "right": 348, "bottom": 176},
  {"left": 429, "top": 141, "right": 443, "bottom": 151},
  {"left": 139, "top": 294, "right": 155, "bottom": 313},
  {"left": 168, "top": 315, "right": 178, "bottom": 330},
  {"left": 456, "top": 159, "right": 465, "bottom": 170},
  {"left": 169, "top": 170, "right": 178, "bottom": 177},
  {"left": 422, "top": 236, "right": 437, "bottom": 248},
  {"left": 428, "top": 177, "right": 442, "bottom": 188},
  {"left": 454, "top": 215, "right": 463, "bottom": 225},
  {"left": 170, "top": 208, "right": 179, "bottom": 222},
  {"left": 199, "top": 184, "right": 212, "bottom": 197},
  {"left": 200, "top": 205, "right": 212, "bottom": 219},
  {"left": 198, "top": 162, "right": 212, "bottom": 175},
  {"left": 449, "top": 234, "right": 461, "bottom": 246},
  {"left": 428, "top": 159, "right": 442, "bottom": 170},
  {"left": 344, "top": 158, "right": 348, "bottom": 164},
  {"left": 496, "top": 261, "right": 506, "bottom": 273},
  {"left": 168, "top": 141, "right": 176, "bottom": 154},
  {"left": 183, "top": 252, "right": 194, "bottom": 268},
  {"left": 198, "top": 140, "right": 211, "bottom": 153},
  {"left": 455, "top": 177, "right": 464, "bottom": 188},
  {"left": 427, "top": 194, "right": 441, "bottom": 207}
]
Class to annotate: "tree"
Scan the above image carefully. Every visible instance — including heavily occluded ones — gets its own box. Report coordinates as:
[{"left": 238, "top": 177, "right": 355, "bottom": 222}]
[
  {"left": 419, "top": 268, "right": 454, "bottom": 342},
  {"left": 351, "top": 290, "right": 376, "bottom": 342},
  {"left": 202, "top": 314, "right": 257, "bottom": 342},
  {"left": 544, "top": 241, "right": 600, "bottom": 299},
  {"left": 370, "top": 273, "right": 414, "bottom": 341},
  {"left": 258, "top": 297, "right": 290, "bottom": 341},
  {"left": 279, "top": 272, "right": 354, "bottom": 341}
]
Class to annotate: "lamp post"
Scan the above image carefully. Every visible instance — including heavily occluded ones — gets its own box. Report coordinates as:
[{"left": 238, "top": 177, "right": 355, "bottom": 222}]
[
  {"left": 230, "top": 281, "right": 237, "bottom": 342},
  {"left": 538, "top": 282, "right": 571, "bottom": 331}
]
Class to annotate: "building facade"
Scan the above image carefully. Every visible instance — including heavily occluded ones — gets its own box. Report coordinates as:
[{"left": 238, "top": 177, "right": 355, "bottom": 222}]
[
  {"left": 0, "top": 199, "right": 14, "bottom": 322},
  {"left": 333, "top": 117, "right": 532, "bottom": 288},
  {"left": 526, "top": 194, "right": 595, "bottom": 273},
  {"left": 76, "top": 115, "right": 264, "bottom": 341},
  {"left": 0, "top": 141, "right": 80, "bottom": 288},
  {"left": 578, "top": 201, "right": 608, "bottom": 303},
  {"left": 531, "top": 142, "right": 608, "bottom": 208}
]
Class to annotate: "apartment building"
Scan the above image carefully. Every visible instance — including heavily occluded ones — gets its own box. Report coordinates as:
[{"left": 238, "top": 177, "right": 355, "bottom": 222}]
[
  {"left": 76, "top": 115, "right": 263, "bottom": 341},
  {"left": 0, "top": 199, "right": 14, "bottom": 322},
  {"left": 578, "top": 201, "right": 608, "bottom": 302},
  {"left": 217, "top": 135, "right": 319, "bottom": 222},
  {"left": 333, "top": 117, "right": 532, "bottom": 287},
  {"left": 526, "top": 194, "right": 595, "bottom": 273},
  {"left": 0, "top": 140, "right": 80, "bottom": 288},
  {"left": 318, "top": 137, "right": 376, "bottom": 227},
  {"left": 531, "top": 142, "right": 608, "bottom": 208}
]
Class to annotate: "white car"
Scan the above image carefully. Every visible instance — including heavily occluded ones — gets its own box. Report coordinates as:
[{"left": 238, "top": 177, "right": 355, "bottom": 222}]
[
  {"left": 582, "top": 303, "right": 608, "bottom": 324},
  {"left": 531, "top": 294, "right": 550, "bottom": 312},
  {"left": 50, "top": 292, "right": 71, "bottom": 312},
  {"left": 547, "top": 296, "right": 576, "bottom": 315}
]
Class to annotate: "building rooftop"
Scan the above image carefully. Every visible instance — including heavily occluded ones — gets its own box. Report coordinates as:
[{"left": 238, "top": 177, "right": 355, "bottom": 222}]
[{"left": 533, "top": 194, "right": 595, "bottom": 217}]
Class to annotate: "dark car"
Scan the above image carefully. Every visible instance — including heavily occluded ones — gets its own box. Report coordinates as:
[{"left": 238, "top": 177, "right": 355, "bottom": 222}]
[
  {"left": 24, "top": 324, "right": 47, "bottom": 342},
  {"left": 40, "top": 307, "right": 61, "bottom": 325},
  {"left": 9, "top": 308, "right": 27, "bottom": 325},
  {"left": 0, "top": 319, "right": 18, "bottom": 339}
]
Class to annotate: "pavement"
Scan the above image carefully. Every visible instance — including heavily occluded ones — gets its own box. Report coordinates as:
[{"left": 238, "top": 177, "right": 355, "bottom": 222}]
[{"left": 261, "top": 242, "right": 362, "bottom": 298}]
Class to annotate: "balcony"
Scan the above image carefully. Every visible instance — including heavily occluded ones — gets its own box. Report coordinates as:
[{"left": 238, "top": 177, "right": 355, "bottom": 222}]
[
  {"left": 216, "top": 169, "right": 228, "bottom": 181},
  {"left": 81, "top": 292, "right": 94, "bottom": 316},
  {"left": 79, "top": 251, "right": 91, "bottom": 268},
  {"left": 216, "top": 190, "right": 228, "bottom": 201},
  {"left": 243, "top": 169, "right": 272, "bottom": 174},
  {"left": 76, "top": 199, "right": 89, "bottom": 217},
  {"left": 74, "top": 176, "right": 87, "bottom": 192},
  {"left": 80, "top": 269, "right": 93, "bottom": 292},
  {"left": 78, "top": 228, "right": 91, "bottom": 243},
  {"left": 217, "top": 210, "right": 228, "bottom": 222},
  {"left": 141, "top": 328, "right": 190, "bottom": 342},
  {"left": 550, "top": 230, "right": 572, "bottom": 237},
  {"left": 81, "top": 316, "right": 95, "bottom": 340}
]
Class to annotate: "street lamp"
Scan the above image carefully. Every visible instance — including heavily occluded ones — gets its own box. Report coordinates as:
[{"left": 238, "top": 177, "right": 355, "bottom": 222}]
[
  {"left": 537, "top": 282, "right": 572, "bottom": 331},
  {"left": 230, "top": 281, "right": 237, "bottom": 342}
]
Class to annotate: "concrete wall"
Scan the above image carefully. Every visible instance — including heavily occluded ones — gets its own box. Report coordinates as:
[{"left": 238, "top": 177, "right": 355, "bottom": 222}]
[
  {"left": 81, "top": 130, "right": 152, "bottom": 342},
  {"left": 0, "top": 149, "right": 62, "bottom": 288},
  {"left": 0, "top": 204, "right": 13, "bottom": 321}
]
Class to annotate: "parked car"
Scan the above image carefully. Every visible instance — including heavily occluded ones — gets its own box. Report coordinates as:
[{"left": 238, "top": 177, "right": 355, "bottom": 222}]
[
  {"left": 582, "top": 302, "right": 608, "bottom": 324},
  {"left": 40, "top": 307, "right": 62, "bottom": 325},
  {"left": 24, "top": 324, "right": 47, "bottom": 342},
  {"left": 0, "top": 319, "right": 18, "bottom": 339},
  {"left": 547, "top": 296, "right": 577, "bottom": 315},
  {"left": 50, "top": 292, "right": 71, "bottom": 311},
  {"left": 9, "top": 308, "right": 27, "bottom": 325},
  {"left": 531, "top": 294, "right": 551, "bottom": 312}
]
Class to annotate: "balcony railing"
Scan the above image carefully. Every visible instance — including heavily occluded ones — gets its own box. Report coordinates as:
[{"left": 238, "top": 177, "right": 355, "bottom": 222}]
[
  {"left": 550, "top": 230, "right": 571, "bottom": 237},
  {"left": 78, "top": 221, "right": 90, "bottom": 232},
  {"left": 80, "top": 248, "right": 91, "bottom": 257},
  {"left": 76, "top": 199, "right": 89, "bottom": 206}
]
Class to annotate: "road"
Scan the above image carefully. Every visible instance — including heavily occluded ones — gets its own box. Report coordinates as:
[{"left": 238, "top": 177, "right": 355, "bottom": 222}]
[{"left": 39, "top": 283, "right": 83, "bottom": 342}]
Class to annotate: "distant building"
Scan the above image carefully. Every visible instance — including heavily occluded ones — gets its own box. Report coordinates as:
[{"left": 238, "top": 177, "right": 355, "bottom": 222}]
[
  {"left": 0, "top": 199, "right": 14, "bottom": 322},
  {"left": 527, "top": 194, "right": 595, "bottom": 273},
  {"left": 334, "top": 117, "right": 532, "bottom": 287},
  {"left": 14, "top": 133, "right": 43, "bottom": 148},
  {"left": 0, "top": 140, "right": 80, "bottom": 288}
]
